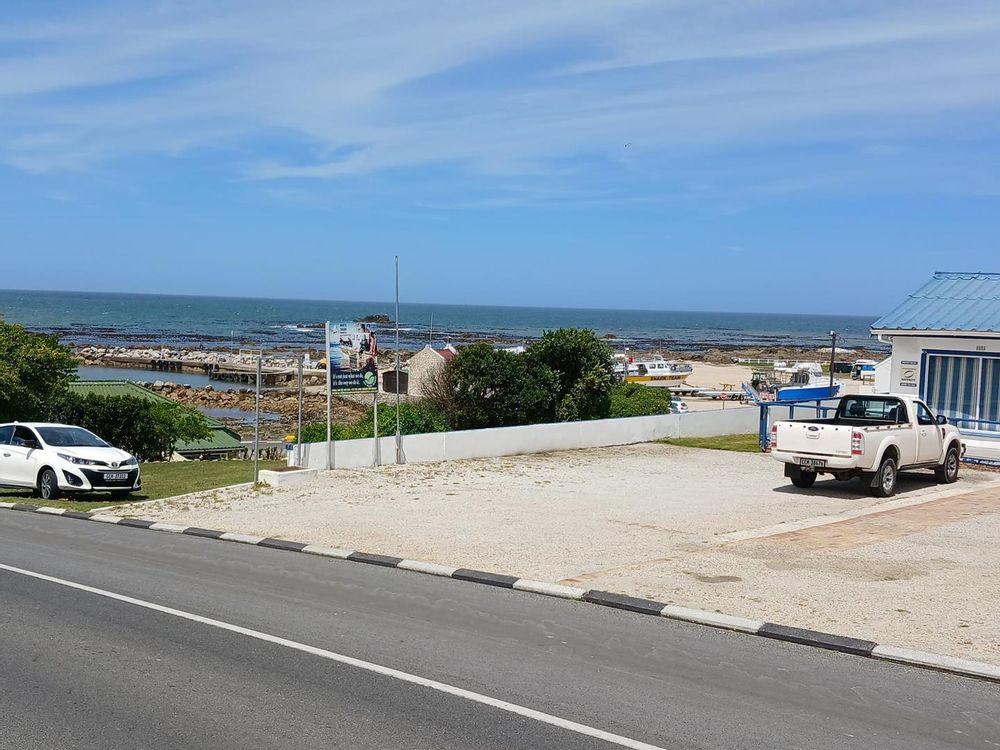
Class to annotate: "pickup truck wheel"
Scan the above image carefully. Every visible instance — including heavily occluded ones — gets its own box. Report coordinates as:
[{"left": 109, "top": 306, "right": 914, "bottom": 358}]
[
  {"left": 791, "top": 473, "right": 817, "bottom": 489},
  {"left": 934, "top": 445, "right": 960, "bottom": 484},
  {"left": 871, "top": 456, "right": 897, "bottom": 498}
]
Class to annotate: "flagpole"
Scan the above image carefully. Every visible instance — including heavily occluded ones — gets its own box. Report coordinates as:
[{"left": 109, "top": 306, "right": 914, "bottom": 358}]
[{"left": 395, "top": 255, "right": 401, "bottom": 464}]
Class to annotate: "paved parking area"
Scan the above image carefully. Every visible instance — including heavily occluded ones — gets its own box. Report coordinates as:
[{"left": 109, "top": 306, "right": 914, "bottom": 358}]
[{"left": 128, "top": 443, "right": 1000, "bottom": 664}]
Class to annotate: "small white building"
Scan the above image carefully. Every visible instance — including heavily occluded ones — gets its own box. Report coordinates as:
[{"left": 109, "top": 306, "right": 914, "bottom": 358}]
[
  {"left": 871, "top": 271, "right": 1000, "bottom": 463},
  {"left": 406, "top": 345, "right": 457, "bottom": 397}
]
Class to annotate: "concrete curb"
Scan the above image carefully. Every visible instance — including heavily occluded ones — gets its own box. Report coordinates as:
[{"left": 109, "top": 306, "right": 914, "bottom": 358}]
[{"left": 3, "top": 501, "right": 998, "bottom": 685}]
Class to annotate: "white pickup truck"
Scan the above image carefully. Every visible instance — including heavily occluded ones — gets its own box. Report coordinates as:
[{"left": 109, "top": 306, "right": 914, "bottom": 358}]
[{"left": 770, "top": 395, "right": 964, "bottom": 497}]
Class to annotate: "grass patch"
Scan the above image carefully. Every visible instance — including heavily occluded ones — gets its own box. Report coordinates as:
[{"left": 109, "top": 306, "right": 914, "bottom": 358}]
[
  {"left": 660, "top": 434, "right": 761, "bottom": 453},
  {"left": 0, "top": 460, "right": 285, "bottom": 511}
]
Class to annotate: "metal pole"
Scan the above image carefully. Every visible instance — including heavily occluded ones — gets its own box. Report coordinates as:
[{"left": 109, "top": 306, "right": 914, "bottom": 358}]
[
  {"left": 395, "top": 255, "right": 401, "bottom": 464},
  {"left": 326, "top": 321, "right": 332, "bottom": 470},
  {"left": 253, "top": 354, "right": 261, "bottom": 483},
  {"left": 828, "top": 330, "right": 837, "bottom": 396},
  {"left": 296, "top": 356, "right": 303, "bottom": 466},
  {"left": 373, "top": 389, "right": 379, "bottom": 467}
]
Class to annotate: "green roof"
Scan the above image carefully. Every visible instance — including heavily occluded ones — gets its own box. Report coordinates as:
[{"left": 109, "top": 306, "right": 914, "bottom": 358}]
[{"left": 68, "top": 380, "right": 244, "bottom": 454}]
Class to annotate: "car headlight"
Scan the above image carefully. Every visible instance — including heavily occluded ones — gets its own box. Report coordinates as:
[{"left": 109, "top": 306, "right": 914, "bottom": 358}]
[
  {"left": 122, "top": 456, "right": 138, "bottom": 466},
  {"left": 58, "top": 453, "right": 99, "bottom": 466}
]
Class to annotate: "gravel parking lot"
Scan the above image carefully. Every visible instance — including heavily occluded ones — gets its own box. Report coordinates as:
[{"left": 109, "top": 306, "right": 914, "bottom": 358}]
[{"left": 129, "top": 443, "right": 1000, "bottom": 665}]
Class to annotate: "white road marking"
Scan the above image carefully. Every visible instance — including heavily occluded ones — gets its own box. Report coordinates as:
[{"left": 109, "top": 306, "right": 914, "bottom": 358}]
[
  {"left": 872, "top": 645, "right": 1000, "bottom": 681},
  {"left": 397, "top": 559, "right": 459, "bottom": 577},
  {"left": 35, "top": 507, "right": 66, "bottom": 516},
  {"left": 0, "top": 562, "right": 666, "bottom": 750},
  {"left": 513, "top": 579, "right": 587, "bottom": 600},
  {"left": 301, "top": 544, "right": 354, "bottom": 559},
  {"left": 89, "top": 514, "right": 124, "bottom": 524},
  {"left": 219, "top": 532, "right": 266, "bottom": 545},
  {"left": 148, "top": 522, "right": 188, "bottom": 533},
  {"left": 661, "top": 605, "right": 763, "bottom": 634}
]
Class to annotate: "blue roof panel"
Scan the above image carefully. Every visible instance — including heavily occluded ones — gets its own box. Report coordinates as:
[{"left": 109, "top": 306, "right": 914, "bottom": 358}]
[{"left": 872, "top": 272, "right": 1000, "bottom": 333}]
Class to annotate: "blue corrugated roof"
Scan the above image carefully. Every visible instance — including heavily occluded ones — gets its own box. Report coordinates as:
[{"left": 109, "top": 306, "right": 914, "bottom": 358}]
[{"left": 872, "top": 272, "right": 1000, "bottom": 334}]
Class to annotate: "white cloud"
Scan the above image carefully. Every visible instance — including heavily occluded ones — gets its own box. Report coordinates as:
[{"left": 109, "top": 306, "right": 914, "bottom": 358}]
[{"left": 2, "top": 0, "right": 999, "bottom": 198}]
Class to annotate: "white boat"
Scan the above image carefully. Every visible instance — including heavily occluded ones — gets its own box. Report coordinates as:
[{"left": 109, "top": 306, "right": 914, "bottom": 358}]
[{"left": 615, "top": 356, "right": 693, "bottom": 387}]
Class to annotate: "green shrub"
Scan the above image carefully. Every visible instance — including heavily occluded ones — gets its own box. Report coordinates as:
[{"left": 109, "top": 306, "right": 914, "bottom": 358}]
[
  {"left": 527, "top": 328, "right": 614, "bottom": 421},
  {"left": 0, "top": 320, "right": 77, "bottom": 422},
  {"left": 50, "top": 393, "right": 212, "bottom": 462},
  {"left": 300, "top": 401, "right": 448, "bottom": 442},
  {"left": 448, "top": 343, "right": 559, "bottom": 429},
  {"left": 609, "top": 382, "right": 672, "bottom": 418}
]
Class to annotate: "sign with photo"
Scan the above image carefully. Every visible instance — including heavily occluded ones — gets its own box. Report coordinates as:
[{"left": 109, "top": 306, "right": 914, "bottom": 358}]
[{"left": 330, "top": 358, "right": 379, "bottom": 393}]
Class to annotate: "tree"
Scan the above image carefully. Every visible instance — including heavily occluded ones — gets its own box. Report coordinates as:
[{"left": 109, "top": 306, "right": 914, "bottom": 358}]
[
  {"left": 0, "top": 320, "right": 78, "bottom": 422},
  {"left": 609, "top": 382, "right": 672, "bottom": 418},
  {"left": 51, "top": 393, "right": 211, "bottom": 462},
  {"left": 448, "top": 343, "right": 559, "bottom": 429},
  {"left": 527, "top": 328, "right": 615, "bottom": 421}
]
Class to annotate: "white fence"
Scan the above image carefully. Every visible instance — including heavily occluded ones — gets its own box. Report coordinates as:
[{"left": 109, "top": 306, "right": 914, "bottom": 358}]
[{"left": 292, "top": 406, "right": 760, "bottom": 470}]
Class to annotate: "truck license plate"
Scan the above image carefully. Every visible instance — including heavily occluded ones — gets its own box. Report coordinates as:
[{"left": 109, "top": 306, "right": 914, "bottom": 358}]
[
  {"left": 799, "top": 458, "right": 826, "bottom": 468},
  {"left": 105, "top": 472, "right": 128, "bottom": 481}
]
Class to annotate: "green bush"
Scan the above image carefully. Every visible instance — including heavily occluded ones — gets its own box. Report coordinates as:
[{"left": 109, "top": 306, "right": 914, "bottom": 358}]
[
  {"left": 0, "top": 320, "right": 77, "bottom": 422},
  {"left": 300, "top": 401, "right": 448, "bottom": 442},
  {"left": 50, "top": 393, "right": 211, "bottom": 462},
  {"left": 609, "top": 382, "right": 673, "bottom": 418},
  {"left": 527, "top": 329, "right": 614, "bottom": 421},
  {"left": 448, "top": 343, "right": 559, "bottom": 429}
]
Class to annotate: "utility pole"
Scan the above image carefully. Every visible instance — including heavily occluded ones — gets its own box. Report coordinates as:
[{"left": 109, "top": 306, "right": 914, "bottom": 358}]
[
  {"left": 253, "top": 354, "right": 261, "bottom": 483},
  {"left": 395, "top": 255, "right": 401, "bottom": 464},
  {"left": 325, "top": 321, "right": 332, "bottom": 470},
  {"left": 828, "top": 330, "right": 837, "bottom": 397},
  {"left": 296, "top": 356, "right": 303, "bottom": 466}
]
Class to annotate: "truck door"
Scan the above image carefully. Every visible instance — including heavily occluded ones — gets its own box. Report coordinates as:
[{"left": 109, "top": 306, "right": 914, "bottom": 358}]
[{"left": 915, "top": 402, "right": 943, "bottom": 464}]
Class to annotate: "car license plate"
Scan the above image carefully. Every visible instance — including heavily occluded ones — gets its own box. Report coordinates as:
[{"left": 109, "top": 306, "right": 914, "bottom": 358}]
[
  {"left": 799, "top": 458, "right": 826, "bottom": 468},
  {"left": 104, "top": 472, "right": 129, "bottom": 481}
]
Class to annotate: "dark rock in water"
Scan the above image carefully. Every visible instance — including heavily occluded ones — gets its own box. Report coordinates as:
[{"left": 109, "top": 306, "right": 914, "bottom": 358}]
[
  {"left": 602, "top": 333, "right": 617, "bottom": 339},
  {"left": 356, "top": 314, "right": 392, "bottom": 324}
]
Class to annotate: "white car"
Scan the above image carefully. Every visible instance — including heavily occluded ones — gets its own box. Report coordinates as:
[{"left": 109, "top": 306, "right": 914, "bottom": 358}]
[
  {"left": 669, "top": 398, "right": 689, "bottom": 414},
  {"left": 0, "top": 422, "right": 141, "bottom": 501}
]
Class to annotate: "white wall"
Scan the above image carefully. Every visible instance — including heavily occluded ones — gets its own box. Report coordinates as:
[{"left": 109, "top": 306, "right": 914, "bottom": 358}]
[
  {"left": 292, "top": 406, "right": 760, "bottom": 470},
  {"left": 886, "top": 334, "right": 1000, "bottom": 397}
]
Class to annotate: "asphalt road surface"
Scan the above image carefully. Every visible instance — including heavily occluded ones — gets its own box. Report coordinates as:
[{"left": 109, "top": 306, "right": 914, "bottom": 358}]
[{"left": 1, "top": 511, "right": 998, "bottom": 749}]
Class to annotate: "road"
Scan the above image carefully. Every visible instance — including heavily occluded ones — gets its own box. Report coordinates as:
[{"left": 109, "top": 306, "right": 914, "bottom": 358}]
[{"left": 1, "top": 512, "right": 997, "bottom": 749}]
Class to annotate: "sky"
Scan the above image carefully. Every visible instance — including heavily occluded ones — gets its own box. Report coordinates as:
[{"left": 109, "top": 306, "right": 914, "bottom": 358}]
[{"left": 1, "top": 0, "right": 999, "bottom": 315}]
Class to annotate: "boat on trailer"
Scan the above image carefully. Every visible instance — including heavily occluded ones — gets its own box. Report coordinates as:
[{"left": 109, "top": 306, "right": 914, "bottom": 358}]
[{"left": 615, "top": 356, "right": 693, "bottom": 387}]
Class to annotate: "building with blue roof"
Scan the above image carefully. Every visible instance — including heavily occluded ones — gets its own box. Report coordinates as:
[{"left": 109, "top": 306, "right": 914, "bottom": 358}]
[{"left": 871, "top": 272, "right": 1000, "bottom": 462}]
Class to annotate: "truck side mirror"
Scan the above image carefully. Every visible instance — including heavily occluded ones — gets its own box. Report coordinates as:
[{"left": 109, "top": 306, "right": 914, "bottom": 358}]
[{"left": 936, "top": 415, "right": 947, "bottom": 425}]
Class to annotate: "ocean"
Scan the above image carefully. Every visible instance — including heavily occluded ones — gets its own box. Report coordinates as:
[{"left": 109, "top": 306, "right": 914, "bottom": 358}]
[{"left": 0, "top": 289, "right": 885, "bottom": 353}]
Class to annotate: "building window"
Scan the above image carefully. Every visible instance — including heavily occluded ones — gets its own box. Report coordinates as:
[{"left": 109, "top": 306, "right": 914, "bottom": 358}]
[{"left": 924, "top": 354, "right": 1000, "bottom": 433}]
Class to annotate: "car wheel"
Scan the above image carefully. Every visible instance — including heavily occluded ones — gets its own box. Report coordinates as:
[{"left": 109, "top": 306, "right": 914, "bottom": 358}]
[
  {"left": 870, "top": 456, "right": 897, "bottom": 498},
  {"left": 38, "top": 468, "right": 61, "bottom": 501},
  {"left": 791, "top": 473, "right": 817, "bottom": 489},
  {"left": 934, "top": 445, "right": 960, "bottom": 484}
]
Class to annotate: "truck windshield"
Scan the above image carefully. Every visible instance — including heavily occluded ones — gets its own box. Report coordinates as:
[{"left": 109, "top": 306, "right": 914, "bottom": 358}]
[{"left": 839, "top": 397, "right": 907, "bottom": 423}]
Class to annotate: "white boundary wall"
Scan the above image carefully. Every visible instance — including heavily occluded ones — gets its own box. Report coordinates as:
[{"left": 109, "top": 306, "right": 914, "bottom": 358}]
[{"left": 292, "top": 406, "right": 759, "bottom": 470}]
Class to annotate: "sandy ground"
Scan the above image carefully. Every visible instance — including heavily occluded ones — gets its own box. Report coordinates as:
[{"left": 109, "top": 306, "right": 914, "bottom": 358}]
[{"left": 126, "top": 445, "right": 1000, "bottom": 665}]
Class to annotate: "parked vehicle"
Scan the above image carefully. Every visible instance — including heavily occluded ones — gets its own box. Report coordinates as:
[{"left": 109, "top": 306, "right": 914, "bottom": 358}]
[
  {"left": 851, "top": 359, "right": 877, "bottom": 380},
  {"left": 769, "top": 395, "right": 963, "bottom": 497},
  {"left": 669, "top": 397, "right": 689, "bottom": 414},
  {"left": 0, "top": 423, "right": 141, "bottom": 501}
]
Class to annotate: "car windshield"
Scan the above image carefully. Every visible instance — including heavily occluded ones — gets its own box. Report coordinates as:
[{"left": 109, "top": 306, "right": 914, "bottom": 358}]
[{"left": 36, "top": 426, "right": 109, "bottom": 447}]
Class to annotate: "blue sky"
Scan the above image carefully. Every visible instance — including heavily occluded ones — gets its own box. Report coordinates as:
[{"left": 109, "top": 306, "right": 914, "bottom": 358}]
[{"left": 1, "top": 0, "right": 999, "bottom": 314}]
